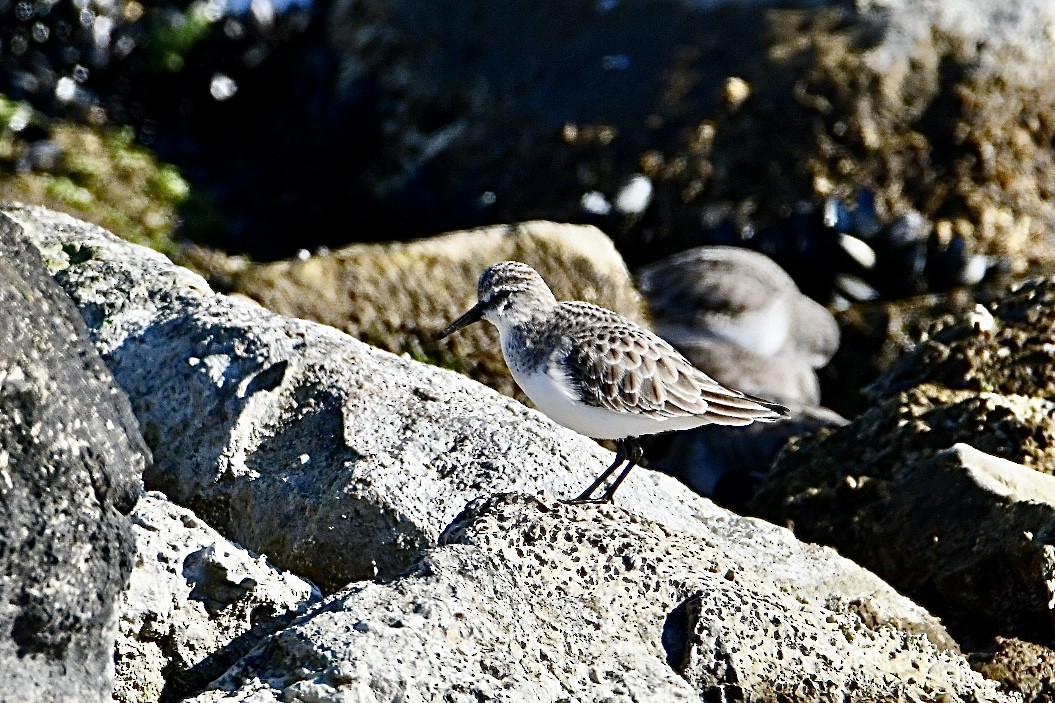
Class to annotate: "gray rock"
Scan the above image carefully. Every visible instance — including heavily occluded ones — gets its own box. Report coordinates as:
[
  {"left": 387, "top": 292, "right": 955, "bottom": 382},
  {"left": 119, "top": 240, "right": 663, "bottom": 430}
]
[
  {"left": 756, "top": 278, "right": 1055, "bottom": 645},
  {"left": 762, "top": 419, "right": 1055, "bottom": 640},
  {"left": 0, "top": 212, "right": 147, "bottom": 701},
  {"left": 3, "top": 203, "right": 755, "bottom": 593},
  {"left": 868, "top": 444, "right": 1055, "bottom": 643},
  {"left": 188, "top": 494, "right": 1011, "bottom": 703},
  {"left": 972, "top": 636, "right": 1055, "bottom": 701},
  {"left": 10, "top": 203, "right": 1022, "bottom": 698},
  {"left": 323, "top": 0, "right": 1055, "bottom": 283},
  {"left": 115, "top": 493, "right": 321, "bottom": 703}
]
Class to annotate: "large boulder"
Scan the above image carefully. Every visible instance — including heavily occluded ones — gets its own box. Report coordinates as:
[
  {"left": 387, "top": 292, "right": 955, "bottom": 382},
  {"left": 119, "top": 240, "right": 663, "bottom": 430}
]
[
  {"left": 0, "top": 211, "right": 147, "bottom": 700},
  {"left": 188, "top": 494, "right": 1010, "bottom": 702},
  {"left": 320, "top": 0, "right": 1055, "bottom": 283},
  {"left": 5, "top": 204, "right": 717, "bottom": 593},
  {"left": 819, "top": 288, "right": 989, "bottom": 418},
  {"left": 973, "top": 637, "right": 1055, "bottom": 702},
  {"left": 7, "top": 202, "right": 1017, "bottom": 698}
]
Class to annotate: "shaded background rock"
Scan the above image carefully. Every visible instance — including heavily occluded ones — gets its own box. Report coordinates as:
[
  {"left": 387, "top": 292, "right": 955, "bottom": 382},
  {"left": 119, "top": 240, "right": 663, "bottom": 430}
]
[
  {"left": 819, "top": 287, "right": 992, "bottom": 417},
  {"left": 3, "top": 0, "right": 1054, "bottom": 301},
  {"left": 0, "top": 211, "right": 147, "bottom": 700},
  {"left": 0, "top": 99, "right": 190, "bottom": 257},
  {"left": 115, "top": 493, "right": 321, "bottom": 703},
  {"left": 316, "top": 0, "right": 1055, "bottom": 286},
  {"left": 188, "top": 494, "right": 1008, "bottom": 703},
  {"left": 973, "top": 638, "right": 1055, "bottom": 703},
  {"left": 868, "top": 278, "right": 1055, "bottom": 402},
  {"left": 752, "top": 278, "right": 1055, "bottom": 652}
]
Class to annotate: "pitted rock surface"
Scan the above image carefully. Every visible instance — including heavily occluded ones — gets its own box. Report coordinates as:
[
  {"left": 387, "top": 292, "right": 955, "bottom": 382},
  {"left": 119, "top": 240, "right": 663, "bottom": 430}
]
[
  {"left": 755, "top": 282, "right": 1055, "bottom": 646},
  {"left": 319, "top": 0, "right": 1055, "bottom": 279},
  {"left": 188, "top": 494, "right": 1012, "bottom": 703},
  {"left": 115, "top": 493, "right": 320, "bottom": 703},
  {"left": 3, "top": 203, "right": 750, "bottom": 593},
  {"left": 973, "top": 637, "right": 1055, "bottom": 701},
  {"left": 11, "top": 202, "right": 1029, "bottom": 697},
  {"left": 869, "top": 278, "right": 1055, "bottom": 402}
]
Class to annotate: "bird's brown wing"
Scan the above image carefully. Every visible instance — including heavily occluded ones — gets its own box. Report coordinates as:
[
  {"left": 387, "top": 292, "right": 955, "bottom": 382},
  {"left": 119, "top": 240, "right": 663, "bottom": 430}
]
[{"left": 554, "top": 302, "right": 787, "bottom": 426}]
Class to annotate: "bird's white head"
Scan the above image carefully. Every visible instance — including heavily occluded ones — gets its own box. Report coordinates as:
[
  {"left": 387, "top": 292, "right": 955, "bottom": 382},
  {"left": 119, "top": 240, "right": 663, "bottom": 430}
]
[{"left": 438, "top": 261, "right": 557, "bottom": 338}]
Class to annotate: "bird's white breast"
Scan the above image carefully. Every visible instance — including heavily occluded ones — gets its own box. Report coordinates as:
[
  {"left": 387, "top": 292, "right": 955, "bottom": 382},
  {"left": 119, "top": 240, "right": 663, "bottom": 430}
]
[{"left": 506, "top": 350, "right": 712, "bottom": 440}]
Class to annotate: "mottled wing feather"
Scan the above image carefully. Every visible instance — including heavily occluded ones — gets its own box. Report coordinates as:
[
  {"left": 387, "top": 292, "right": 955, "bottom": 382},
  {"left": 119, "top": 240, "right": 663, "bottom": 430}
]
[{"left": 555, "top": 302, "right": 786, "bottom": 425}]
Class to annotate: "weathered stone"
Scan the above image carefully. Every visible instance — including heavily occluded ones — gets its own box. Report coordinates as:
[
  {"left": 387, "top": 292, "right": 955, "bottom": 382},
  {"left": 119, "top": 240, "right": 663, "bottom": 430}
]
[
  {"left": 187, "top": 494, "right": 1009, "bottom": 703},
  {"left": 12, "top": 202, "right": 1013, "bottom": 697},
  {"left": 114, "top": 493, "right": 321, "bottom": 703},
  {"left": 972, "top": 637, "right": 1055, "bottom": 702},
  {"left": 859, "top": 444, "right": 1055, "bottom": 642},
  {"left": 819, "top": 288, "right": 987, "bottom": 418},
  {"left": 869, "top": 278, "right": 1055, "bottom": 403},
  {"left": 320, "top": 0, "right": 1055, "bottom": 278},
  {"left": 0, "top": 212, "right": 147, "bottom": 701}
]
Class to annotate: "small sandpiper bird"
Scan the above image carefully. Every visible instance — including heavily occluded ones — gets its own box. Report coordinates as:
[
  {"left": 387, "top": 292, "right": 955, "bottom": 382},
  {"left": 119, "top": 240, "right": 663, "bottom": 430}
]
[{"left": 438, "top": 261, "right": 789, "bottom": 503}]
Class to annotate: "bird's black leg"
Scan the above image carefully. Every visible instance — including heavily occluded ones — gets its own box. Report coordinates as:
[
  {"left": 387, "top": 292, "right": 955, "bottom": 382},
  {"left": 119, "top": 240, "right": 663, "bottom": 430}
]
[
  {"left": 566, "top": 439, "right": 629, "bottom": 503},
  {"left": 597, "top": 437, "right": 642, "bottom": 503}
]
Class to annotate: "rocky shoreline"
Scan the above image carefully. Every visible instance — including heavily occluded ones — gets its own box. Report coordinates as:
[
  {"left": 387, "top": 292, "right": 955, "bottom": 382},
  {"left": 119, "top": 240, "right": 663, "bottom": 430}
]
[{"left": 4, "top": 203, "right": 1054, "bottom": 701}]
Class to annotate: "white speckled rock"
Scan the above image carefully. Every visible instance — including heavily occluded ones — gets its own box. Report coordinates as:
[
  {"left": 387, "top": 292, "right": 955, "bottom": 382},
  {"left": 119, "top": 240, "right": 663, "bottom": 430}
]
[
  {"left": 187, "top": 494, "right": 1015, "bottom": 703},
  {"left": 114, "top": 493, "right": 321, "bottom": 703}
]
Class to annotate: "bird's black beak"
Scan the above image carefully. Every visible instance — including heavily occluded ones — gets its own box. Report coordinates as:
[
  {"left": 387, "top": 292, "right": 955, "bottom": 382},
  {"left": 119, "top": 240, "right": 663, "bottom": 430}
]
[{"left": 437, "top": 301, "right": 486, "bottom": 339}]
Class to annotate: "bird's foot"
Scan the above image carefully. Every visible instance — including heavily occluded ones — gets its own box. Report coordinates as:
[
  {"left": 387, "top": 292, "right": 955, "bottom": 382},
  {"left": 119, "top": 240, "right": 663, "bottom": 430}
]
[{"left": 560, "top": 494, "right": 615, "bottom": 505}]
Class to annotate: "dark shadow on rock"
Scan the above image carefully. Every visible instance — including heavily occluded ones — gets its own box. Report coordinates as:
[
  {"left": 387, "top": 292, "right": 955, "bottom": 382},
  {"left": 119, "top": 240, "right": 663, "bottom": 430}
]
[
  {"left": 663, "top": 596, "right": 693, "bottom": 673},
  {"left": 0, "top": 213, "right": 149, "bottom": 699},
  {"left": 158, "top": 605, "right": 307, "bottom": 703}
]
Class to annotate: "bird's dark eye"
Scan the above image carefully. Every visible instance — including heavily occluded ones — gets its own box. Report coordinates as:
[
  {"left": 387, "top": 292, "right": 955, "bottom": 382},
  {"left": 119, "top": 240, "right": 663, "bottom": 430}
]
[{"left": 488, "top": 289, "right": 512, "bottom": 306}]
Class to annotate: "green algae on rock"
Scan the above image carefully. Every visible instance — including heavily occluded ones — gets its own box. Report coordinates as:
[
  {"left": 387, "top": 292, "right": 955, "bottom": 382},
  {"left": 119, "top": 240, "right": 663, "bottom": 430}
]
[{"left": 0, "top": 94, "right": 188, "bottom": 258}]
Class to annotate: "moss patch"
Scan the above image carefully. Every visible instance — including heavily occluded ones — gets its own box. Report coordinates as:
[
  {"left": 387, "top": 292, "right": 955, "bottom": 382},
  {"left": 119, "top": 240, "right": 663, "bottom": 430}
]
[{"left": 0, "top": 94, "right": 188, "bottom": 258}]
